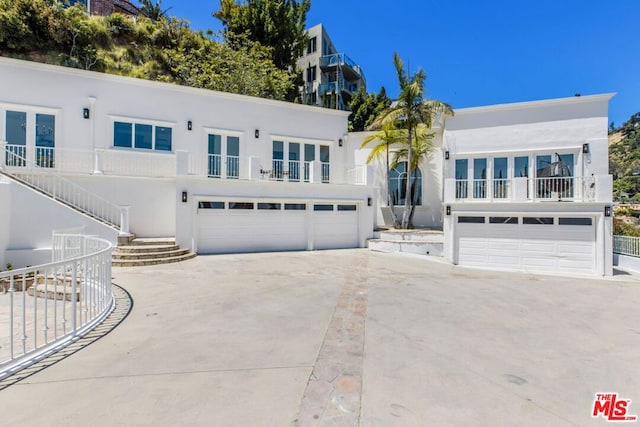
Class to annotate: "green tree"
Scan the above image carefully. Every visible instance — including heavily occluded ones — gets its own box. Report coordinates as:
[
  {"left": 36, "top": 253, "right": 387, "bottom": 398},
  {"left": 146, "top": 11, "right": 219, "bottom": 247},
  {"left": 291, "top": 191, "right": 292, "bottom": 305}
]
[
  {"left": 360, "top": 122, "right": 406, "bottom": 226},
  {"left": 369, "top": 53, "right": 453, "bottom": 228},
  {"left": 348, "top": 87, "right": 391, "bottom": 132},
  {"left": 213, "top": 0, "right": 310, "bottom": 71}
]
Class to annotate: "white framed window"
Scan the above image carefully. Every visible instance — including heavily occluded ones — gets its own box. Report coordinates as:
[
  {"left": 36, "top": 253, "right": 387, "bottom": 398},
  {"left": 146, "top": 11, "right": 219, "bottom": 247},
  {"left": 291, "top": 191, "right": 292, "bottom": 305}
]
[
  {"left": 111, "top": 117, "right": 174, "bottom": 152},
  {"left": 205, "top": 128, "right": 243, "bottom": 179}
]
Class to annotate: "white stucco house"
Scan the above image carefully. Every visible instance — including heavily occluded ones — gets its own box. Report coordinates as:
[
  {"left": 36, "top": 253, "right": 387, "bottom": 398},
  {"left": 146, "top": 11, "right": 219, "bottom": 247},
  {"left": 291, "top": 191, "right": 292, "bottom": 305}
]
[{"left": 0, "top": 57, "right": 614, "bottom": 276}]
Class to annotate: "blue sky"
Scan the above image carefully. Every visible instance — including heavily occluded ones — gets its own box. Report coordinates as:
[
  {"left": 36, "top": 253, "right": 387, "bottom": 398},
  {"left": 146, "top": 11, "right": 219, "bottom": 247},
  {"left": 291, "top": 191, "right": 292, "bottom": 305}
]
[{"left": 161, "top": 0, "right": 639, "bottom": 128}]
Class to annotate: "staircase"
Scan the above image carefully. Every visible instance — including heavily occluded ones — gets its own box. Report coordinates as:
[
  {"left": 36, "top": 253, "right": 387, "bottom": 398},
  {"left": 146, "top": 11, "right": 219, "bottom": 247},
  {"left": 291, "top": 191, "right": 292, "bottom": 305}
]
[
  {"left": 368, "top": 228, "right": 444, "bottom": 257},
  {"left": 112, "top": 237, "right": 197, "bottom": 267}
]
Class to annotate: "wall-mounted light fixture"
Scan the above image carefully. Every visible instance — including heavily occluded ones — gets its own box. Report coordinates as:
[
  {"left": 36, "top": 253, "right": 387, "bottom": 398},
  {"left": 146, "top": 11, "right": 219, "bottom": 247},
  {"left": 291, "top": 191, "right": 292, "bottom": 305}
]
[
  {"left": 182, "top": 191, "right": 188, "bottom": 203},
  {"left": 367, "top": 197, "right": 372, "bottom": 207},
  {"left": 582, "top": 143, "right": 590, "bottom": 154},
  {"left": 445, "top": 151, "right": 450, "bottom": 160},
  {"left": 187, "top": 121, "right": 193, "bottom": 131},
  {"left": 83, "top": 108, "right": 90, "bottom": 119},
  {"left": 446, "top": 205, "right": 451, "bottom": 216},
  {"left": 255, "top": 129, "right": 260, "bottom": 139},
  {"left": 338, "top": 138, "right": 343, "bottom": 147},
  {"left": 604, "top": 206, "right": 611, "bottom": 217}
]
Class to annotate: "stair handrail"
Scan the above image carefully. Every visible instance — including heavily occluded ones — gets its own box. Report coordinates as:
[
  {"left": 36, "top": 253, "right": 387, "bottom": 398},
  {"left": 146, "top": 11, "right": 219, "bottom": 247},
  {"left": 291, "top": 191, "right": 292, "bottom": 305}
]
[{"left": 0, "top": 141, "right": 129, "bottom": 235}]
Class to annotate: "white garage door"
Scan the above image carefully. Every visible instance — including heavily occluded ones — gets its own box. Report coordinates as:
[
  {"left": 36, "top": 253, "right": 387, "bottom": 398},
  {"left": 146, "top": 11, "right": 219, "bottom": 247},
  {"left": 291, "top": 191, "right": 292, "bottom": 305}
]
[
  {"left": 197, "top": 201, "right": 307, "bottom": 254},
  {"left": 456, "top": 215, "right": 595, "bottom": 273},
  {"left": 312, "top": 203, "right": 359, "bottom": 250}
]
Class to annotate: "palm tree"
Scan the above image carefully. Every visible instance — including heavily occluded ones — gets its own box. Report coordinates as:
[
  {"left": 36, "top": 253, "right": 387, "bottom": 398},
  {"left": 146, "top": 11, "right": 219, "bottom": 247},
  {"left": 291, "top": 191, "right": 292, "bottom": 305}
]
[
  {"left": 360, "top": 121, "right": 406, "bottom": 226},
  {"left": 390, "top": 123, "right": 435, "bottom": 225},
  {"left": 139, "top": 0, "right": 171, "bottom": 21},
  {"left": 369, "top": 53, "right": 453, "bottom": 228}
]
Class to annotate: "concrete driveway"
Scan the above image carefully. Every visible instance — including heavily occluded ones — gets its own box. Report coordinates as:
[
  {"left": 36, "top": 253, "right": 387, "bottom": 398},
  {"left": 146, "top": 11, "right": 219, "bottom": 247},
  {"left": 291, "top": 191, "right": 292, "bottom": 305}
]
[{"left": 0, "top": 250, "right": 638, "bottom": 426}]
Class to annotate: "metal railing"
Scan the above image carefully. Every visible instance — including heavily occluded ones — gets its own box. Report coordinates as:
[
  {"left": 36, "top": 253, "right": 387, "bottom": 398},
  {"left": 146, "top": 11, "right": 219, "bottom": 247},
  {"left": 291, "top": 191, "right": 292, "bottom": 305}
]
[
  {"left": 613, "top": 235, "right": 640, "bottom": 257},
  {"left": 101, "top": 149, "right": 175, "bottom": 177},
  {"left": 346, "top": 165, "right": 367, "bottom": 185},
  {"left": 1, "top": 143, "right": 125, "bottom": 232},
  {"left": 288, "top": 160, "right": 300, "bottom": 182},
  {"left": 227, "top": 155, "right": 240, "bottom": 179},
  {"left": 450, "top": 176, "right": 594, "bottom": 202},
  {"left": 321, "top": 162, "right": 330, "bottom": 183},
  {"left": 208, "top": 154, "right": 221, "bottom": 178},
  {"left": 0, "top": 235, "right": 114, "bottom": 380}
]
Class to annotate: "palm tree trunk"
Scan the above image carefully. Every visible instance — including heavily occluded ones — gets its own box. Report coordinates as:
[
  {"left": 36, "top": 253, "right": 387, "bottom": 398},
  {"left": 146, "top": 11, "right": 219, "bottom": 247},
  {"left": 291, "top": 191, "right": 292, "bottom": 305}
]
[
  {"left": 401, "top": 125, "right": 413, "bottom": 228},
  {"left": 386, "top": 143, "right": 399, "bottom": 226},
  {"left": 408, "top": 168, "right": 419, "bottom": 226}
]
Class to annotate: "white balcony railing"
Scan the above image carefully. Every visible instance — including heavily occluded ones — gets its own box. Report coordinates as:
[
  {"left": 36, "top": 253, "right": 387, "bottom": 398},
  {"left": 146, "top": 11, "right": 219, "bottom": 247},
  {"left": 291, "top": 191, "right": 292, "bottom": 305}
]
[
  {"left": 0, "top": 234, "right": 114, "bottom": 380},
  {"left": 321, "top": 162, "right": 330, "bottom": 183},
  {"left": 346, "top": 165, "right": 368, "bottom": 185},
  {"left": 445, "top": 176, "right": 610, "bottom": 203},
  {"left": 227, "top": 155, "right": 240, "bottom": 179}
]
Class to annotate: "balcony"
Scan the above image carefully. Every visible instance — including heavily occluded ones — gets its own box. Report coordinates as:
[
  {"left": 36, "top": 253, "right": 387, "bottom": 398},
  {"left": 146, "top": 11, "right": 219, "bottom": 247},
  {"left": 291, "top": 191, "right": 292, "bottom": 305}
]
[
  {"left": 444, "top": 176, "right": 613, "bottom": 203},
  {"left": 319, "top": 53, "right": 366, "bottom": 83}
]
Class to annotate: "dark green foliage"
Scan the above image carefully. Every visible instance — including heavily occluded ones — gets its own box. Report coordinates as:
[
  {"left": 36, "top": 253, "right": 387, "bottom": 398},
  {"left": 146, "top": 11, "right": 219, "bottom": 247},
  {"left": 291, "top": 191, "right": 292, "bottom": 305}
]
[
  {"left": 348, "top": 87, "right": 391, "bottom": 132},
  {"left": 214, "top": 0, "right": 310, "bottom": 71},
  {"left": 0, "top": 0, "right": 293, "bottom": 99},
  {"left": 610, "top": 112, "right": 640, "bottom": 198}
]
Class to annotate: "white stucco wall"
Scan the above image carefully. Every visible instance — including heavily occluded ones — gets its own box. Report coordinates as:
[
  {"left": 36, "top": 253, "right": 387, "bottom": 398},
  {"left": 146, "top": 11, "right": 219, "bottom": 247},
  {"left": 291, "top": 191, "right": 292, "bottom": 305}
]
[
  {"left": 0, "top": 177, "right": 10, "bottom": 268},
  {"left": 3, "top": 178, "right": 118, "bottom": 268}
]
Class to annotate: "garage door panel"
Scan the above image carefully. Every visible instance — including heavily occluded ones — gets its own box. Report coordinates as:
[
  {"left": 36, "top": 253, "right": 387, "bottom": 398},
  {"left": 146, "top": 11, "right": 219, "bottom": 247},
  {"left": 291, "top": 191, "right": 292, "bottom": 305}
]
[
  {"left": 313, "top": 211, "right": 358, "bottom": 250},
  {"left": 456, "top": 216, "right": 595, "bottom": 273}
]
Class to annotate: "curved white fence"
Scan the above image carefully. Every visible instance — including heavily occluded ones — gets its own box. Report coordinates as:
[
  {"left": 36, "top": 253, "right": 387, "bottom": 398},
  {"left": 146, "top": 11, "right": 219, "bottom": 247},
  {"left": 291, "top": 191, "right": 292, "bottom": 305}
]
[{"left": 0, "top": 235, "right": 114, "bottom": 380}]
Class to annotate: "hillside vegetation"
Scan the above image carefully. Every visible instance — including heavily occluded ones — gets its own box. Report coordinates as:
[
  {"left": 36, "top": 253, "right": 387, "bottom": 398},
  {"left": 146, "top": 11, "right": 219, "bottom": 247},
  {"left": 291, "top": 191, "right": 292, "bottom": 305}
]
[
  {"left": 0, "top": 0, "right": 294, "bottom": 100},
  {"left": 610, "top": 112, "right": 640, "bottom": 199}
]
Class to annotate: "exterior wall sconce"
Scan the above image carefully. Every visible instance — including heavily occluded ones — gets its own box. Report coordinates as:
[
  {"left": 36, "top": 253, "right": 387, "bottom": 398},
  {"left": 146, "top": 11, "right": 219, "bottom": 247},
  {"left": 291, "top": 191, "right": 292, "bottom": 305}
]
[
  {"left": 604, "top": 206, "right": 611, "bottom": 217},
  {"left": 445, "top": 151, "right": 450, "bottom": 160},
  {"left": 255, "top": 129, "right": 260, "bottom": 139},
  {"left": 338, "top": 138, "right": 343, "bottom": 147},
  {"left": 182, "top": 191, "right": 188, "bottom": 203},
  {"left": 446, "top": 205, "right": 451, "bottom": 216},
  {"left": 187, "top": 121, "right": 193, "bottom": 131},
  {"left": 582, "top": 143, "right": 589, "bottom": 154},
  {"left": 83, "top": 108, "right": 90, "bottom": 119},
  {"left": 367, "top": 197, "right": 372, "bottom": 206}
]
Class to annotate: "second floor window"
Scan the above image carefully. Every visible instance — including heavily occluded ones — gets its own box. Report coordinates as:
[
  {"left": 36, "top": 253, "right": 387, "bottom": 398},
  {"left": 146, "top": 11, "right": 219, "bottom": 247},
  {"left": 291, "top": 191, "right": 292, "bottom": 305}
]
[{"left": 113, "top": 121, "right": 172, "bottom": 152}]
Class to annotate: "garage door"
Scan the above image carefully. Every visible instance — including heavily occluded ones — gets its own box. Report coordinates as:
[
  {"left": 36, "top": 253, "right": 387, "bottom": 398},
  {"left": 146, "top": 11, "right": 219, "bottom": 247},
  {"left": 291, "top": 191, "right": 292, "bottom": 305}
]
[
  {"left": 312, "top": 203, "right": 359, "bottom": 250},
  {"left": 197, "top": 201, "right": 308, "bottom": 254},
  {"left": 456, "top": 215, "right": 595, "bottom": 273}
]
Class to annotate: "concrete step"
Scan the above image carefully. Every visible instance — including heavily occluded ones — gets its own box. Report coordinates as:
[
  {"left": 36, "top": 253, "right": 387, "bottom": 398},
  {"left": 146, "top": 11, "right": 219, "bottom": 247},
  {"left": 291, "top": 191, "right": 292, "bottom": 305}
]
[
  {"left": 112, "top": 252, "right": 197, "bottom": 267},
  {"left": 115, "top": 244, "right": 180, "bottom": 254},
  {"left": 112, "top": 248, "right": 191, "bottom": 260},
  {"left": 368, "top": 239, "right": 444, "bottom": 257},
  {"left": 375, "top": 230, "right": 444, "bottom": 242},
  {"left": 125, "top": 238, "right": 176, "bottom": 246}
]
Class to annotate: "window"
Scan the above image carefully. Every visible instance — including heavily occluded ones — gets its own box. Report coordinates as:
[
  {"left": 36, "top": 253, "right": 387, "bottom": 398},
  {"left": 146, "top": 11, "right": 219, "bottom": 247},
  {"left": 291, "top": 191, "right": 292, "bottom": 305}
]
[
  {"left": 320, "top": 145, "right": 330, "bottom": 183},
  {"left": 559, "top": 217, "right": 592, "bottom": 226},
  {"left": 5, "top": 110, "right": 27, "bottom": 166},
  {"left": 289, "top": 142, "right": 300, "bottom": 181},
  {"left": 155, "top": 127, "right": 172, "bottom": 151},
  {"left": 306, "top": 66, "right": 317, "bottom": 82},
  {"left": 227, "top": 136, "right": 240, "bottom": 179},
  {"left": 35, "top": 114, "right": 55, "bottom": 168},
  {"left": 389, "top": 162, "right": 422, "bottom": 206},
  {"left": 198, "top": 201, "right": 224, "bottom": 209},
  {"left": 523, "top": 217, "right": 554, "bottom": 225},
  {"left": 114, "top": 122, "right": 132, "bottom": 148},
  {"left": 337, "top": 204, "right": 357, "bottom": 211},
  {"left": 473, "top": 158, "right": 487, "bottom": 198},
  {"left": 489, "top": 217, "right": 518, "bottom": 224},
  {"left": 458, "top": 216, "right": 485, "bottom": 223},
  {"left": 258, "top": 203, "right": 281, "bottom": 210},
  {"left": 307, "top": 37, "right": 317, "bottom": 54},
  {"left": 113, "top": 120, "right": 172, "bottom": 152},
  {"left": 455, "top": 159, "right": 468, "bottom": 199},
  {"left": 493, "top": 157, "right": 508, "bottom": 198},
  {"left": 514, "top": 156, "right": 528, "bottom": 177},
  {"left": 314, "top": 204, "right": 333, "bottom": 211},
  {"left": 229, "top": 202, "right": 254, "bottom": 210},
  {"left": 284, "top": 203, "right": 306, "bottom": 210}
]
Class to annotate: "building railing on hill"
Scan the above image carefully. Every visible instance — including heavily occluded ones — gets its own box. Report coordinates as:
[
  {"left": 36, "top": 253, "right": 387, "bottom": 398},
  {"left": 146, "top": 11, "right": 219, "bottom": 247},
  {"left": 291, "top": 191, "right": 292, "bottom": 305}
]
[
  {"left": 0, "top": 234, "right": 114, "bottom": 380},
  {"left": 613, "top": 235, "right": 640, "bottom": 258}
]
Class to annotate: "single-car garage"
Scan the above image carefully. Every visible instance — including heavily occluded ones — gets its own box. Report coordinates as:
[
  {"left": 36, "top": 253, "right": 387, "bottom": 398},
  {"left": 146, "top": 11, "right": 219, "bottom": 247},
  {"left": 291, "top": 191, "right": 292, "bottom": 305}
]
[
  {"left": 196, "top": 199, "right": 360, "bottom": 254},
  {"left": 455, "top": 215, "right": 596, "bottom": 274}
]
